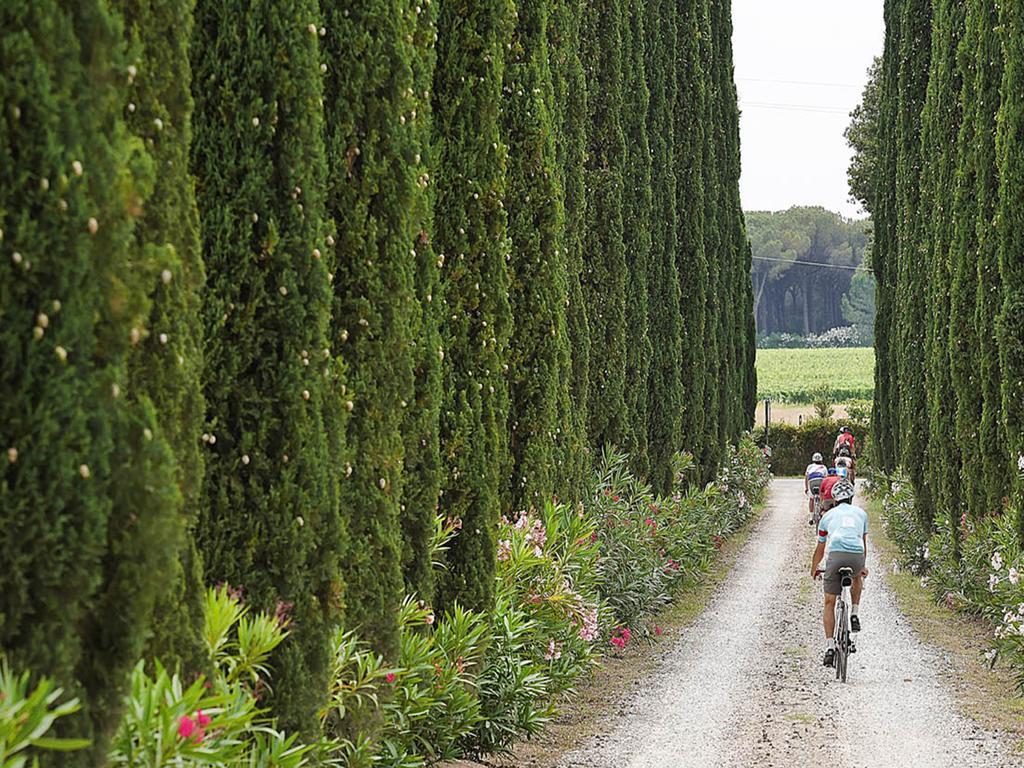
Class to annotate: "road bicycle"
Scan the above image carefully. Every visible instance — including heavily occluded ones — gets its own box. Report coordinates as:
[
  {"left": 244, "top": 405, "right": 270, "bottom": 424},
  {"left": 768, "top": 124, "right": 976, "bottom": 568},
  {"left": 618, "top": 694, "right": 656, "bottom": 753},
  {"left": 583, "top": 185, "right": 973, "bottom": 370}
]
[
  {"left": 810, "top": 489, "right": 823, "bottom": 528},
  {"left": 833, "top": 566, "right": 856, "bottom": 682}
]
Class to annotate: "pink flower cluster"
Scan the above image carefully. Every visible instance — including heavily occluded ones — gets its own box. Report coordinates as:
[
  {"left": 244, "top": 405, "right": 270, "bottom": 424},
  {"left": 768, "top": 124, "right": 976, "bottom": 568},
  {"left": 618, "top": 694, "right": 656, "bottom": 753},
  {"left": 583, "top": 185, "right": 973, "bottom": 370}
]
[
  {"left": 609, "top": 626, "right": 632, "bottom": 650},
  {"left": 514, "top": 514, "right": 547, "bottom": 556},
  {"left": 576, "top": 605, "right": 599, "bottom": 642},
  {"left": 497, "top": 538, "right": 512, "bottom": 561},
  {"left": 178, "top": 710, "right": 212, "bottom": 743},
  {"left": 544, "top": 638, "right": 563, "bottom": 661}
]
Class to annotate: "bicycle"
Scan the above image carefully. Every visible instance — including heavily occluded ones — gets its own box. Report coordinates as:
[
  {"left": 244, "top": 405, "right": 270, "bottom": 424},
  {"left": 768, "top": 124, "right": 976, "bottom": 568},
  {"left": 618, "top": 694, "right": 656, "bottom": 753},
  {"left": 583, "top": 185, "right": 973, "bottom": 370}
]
[
  {"left": 810, "top": 489, "right": 823, "bottom": 528},
  {"left": 833, "top": 566, "right": 856, "bottom": 682}
]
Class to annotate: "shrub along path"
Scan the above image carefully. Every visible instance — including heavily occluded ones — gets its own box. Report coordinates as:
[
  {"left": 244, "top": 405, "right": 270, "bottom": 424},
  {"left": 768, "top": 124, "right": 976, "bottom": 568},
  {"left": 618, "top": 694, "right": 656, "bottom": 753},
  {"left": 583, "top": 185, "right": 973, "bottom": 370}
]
[{"left": 550, "top": 480, "right": 1014, "bottom": 768}]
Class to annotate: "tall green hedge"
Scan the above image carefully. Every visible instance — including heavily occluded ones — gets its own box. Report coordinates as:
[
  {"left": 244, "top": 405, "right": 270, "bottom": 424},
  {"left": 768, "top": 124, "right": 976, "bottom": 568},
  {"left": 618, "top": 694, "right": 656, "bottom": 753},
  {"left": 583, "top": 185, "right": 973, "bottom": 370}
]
[
  {"left": 971, "top": 0, "right": 1007, "bottom": 516},
  {"left": 581, "top": 0, "right": 628, "bottom": 452},
  {"left": 400, "top": 0, "right": 443, "bottom": 603},
  {"left": 549, "top": 0, "right": 591, "bottom": 501},
  {"left": 191, "top": 0, "right": 344, "bottom": 734},
  {"left": 869, "top": 0, "right": 1024, "bottom": 551},
  {"left": 997, "top": 0, "right": 1024, "bottom": 529},
  {"left": 433, "top": 0, "right": 514, "bottom": 614},
  {"left": 643, "top": 0, "right": 682, "bottom": 494},
  {"left": 675, "top": 0, "right": 710, "bottom": 468},
  {"left": 621, "top": 0, "right": 652, "bottom": 479},
  {"left": 504, "top": 0, "right": 569, "bottom": 515},
  {"left": 320, "top": 0, "right": 423, "bottom": 658},
  {"left": 0, "top": 0, "right": 760, "bottom": 742},
  {"left": 0, "top": 0, "right": 189, "bottom": 757},
  {"left": 921, "top": 0, "right": 964, "bottom": 540}
]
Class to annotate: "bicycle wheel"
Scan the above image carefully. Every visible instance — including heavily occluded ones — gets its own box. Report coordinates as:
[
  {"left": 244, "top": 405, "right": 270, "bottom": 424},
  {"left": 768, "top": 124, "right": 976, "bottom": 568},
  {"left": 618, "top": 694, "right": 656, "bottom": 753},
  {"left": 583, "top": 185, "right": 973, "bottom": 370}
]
[
  {"left": 834, "top": 602, "right": 846, "bottom": 681},
  {"left": 838, "top": 631, "right": 848, "bottom": 682}
]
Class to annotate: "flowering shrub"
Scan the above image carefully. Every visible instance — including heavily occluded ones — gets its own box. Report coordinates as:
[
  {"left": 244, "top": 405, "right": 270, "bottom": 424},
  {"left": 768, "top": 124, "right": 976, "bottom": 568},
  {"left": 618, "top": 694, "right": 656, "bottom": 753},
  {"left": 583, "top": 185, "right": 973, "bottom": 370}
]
[
  {"left": 109, "top": 585, "right": 313, "bottom": 767},
  {"left": 758, "top": 325, "right": 869, "bottom": 349},
  {"left": 0, "top": 440, "right": 770, "bottom": 767},
  {"left": 0, "top": 658, "right": 90, "bottom": 766},
  {"left": 873, "top": 469, "right": 1024, "bottom": 691}
]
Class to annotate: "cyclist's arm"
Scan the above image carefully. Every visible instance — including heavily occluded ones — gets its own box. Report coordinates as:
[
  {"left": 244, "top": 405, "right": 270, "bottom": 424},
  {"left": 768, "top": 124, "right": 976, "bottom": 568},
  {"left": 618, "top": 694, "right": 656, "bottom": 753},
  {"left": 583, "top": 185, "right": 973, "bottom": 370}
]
[{"left": 810, "top": 540, "right": 826, "bottom": 578}]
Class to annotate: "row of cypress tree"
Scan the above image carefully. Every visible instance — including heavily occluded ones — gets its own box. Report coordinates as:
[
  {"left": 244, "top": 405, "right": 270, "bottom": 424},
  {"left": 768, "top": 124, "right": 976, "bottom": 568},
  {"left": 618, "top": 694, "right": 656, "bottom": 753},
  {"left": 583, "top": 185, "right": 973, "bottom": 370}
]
[
  {"left": 0, "top": 0, "right": 754, "bottom": 755},
  {"left": 870, "top": 0, "right": 1024, "bottom": 539}
]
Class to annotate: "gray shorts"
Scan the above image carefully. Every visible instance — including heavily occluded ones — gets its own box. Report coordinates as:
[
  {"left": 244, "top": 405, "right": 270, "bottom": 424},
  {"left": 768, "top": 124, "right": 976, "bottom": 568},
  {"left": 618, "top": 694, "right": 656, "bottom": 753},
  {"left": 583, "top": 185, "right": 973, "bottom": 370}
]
[{"left": 824, "top": 550, "right": 865, "bottom": 595}]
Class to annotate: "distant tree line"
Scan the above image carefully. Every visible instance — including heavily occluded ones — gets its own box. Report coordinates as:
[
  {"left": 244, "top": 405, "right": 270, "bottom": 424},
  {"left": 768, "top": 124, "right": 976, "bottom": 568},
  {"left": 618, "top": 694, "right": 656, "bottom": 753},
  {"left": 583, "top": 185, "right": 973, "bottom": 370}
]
[{"left": 746, "top": 206, "right": 873, "bottom": 339}]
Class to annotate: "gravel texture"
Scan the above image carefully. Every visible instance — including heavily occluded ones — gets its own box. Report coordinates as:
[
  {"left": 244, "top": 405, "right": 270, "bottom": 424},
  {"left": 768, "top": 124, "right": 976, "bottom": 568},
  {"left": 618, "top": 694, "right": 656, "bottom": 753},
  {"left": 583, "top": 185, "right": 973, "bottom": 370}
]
[{"left": 556, "top": 479, "right": 1019, "bottom": 768}]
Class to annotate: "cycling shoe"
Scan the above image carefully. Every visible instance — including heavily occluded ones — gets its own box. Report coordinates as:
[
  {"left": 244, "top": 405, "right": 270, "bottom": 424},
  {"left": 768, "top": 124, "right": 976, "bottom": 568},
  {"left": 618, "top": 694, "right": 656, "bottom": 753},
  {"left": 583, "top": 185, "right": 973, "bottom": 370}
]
[
  {"left": 850, "top": 615, "right": 861, "bottom": 632},
  {"left": 823, "top": 648, "right": 836, "bottom": 667}
]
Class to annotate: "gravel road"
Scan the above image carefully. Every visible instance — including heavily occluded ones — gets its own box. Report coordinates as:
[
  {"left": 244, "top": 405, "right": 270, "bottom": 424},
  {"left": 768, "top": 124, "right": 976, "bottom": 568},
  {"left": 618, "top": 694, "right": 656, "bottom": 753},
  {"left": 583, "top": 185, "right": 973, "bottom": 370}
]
[{"left": 556, "top": 478, "right": 1019, "bottom": 768}]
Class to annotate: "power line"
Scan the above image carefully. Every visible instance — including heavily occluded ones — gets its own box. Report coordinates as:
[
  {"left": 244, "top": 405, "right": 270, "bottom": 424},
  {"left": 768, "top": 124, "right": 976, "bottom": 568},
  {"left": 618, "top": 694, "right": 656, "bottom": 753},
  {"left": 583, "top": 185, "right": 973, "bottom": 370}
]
[
  {"left": 751, "top": 255, "right": 872, "bottom": 273},
  {"left": 737, "top": 76, "right": 863, "bottom": 90},
  {"left": 740, "top": 100, "right": 851, "bottom": 115}
]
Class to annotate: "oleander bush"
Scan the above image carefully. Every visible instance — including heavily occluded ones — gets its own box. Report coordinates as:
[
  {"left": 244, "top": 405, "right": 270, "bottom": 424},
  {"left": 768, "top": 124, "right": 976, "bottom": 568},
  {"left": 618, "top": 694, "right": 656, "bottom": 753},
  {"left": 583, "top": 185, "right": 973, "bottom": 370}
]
[
  {"left": 873, "top": 467, "right": 1024, "bottom": 692},
  {"left": 0, "top": 441, "right": 770, "bottom": 767}
]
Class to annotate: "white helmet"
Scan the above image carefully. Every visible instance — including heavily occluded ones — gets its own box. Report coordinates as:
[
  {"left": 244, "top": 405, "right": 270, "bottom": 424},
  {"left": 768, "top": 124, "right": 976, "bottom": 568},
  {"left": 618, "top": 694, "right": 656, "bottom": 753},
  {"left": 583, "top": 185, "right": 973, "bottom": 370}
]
[
  {"left": 832, "top": 479, "right": 856, "bottom": 503},
  {"left": 812, "top": 452, "right": 823, "bottom": 463}
]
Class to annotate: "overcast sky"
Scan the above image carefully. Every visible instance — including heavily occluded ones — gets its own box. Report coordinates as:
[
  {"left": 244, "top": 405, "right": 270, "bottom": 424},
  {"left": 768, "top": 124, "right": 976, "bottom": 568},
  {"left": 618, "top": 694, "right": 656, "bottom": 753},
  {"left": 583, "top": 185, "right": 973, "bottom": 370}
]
[{"left": 732, "top": 0, "right": 885, "bottom": 218}]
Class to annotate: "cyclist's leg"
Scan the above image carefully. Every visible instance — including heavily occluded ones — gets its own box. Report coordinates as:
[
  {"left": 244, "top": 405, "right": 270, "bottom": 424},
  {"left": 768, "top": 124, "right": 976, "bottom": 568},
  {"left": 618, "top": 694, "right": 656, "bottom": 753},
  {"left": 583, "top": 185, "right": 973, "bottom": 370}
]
[{"left": 823, "top": 592, "right": 837, "bottom": 638}]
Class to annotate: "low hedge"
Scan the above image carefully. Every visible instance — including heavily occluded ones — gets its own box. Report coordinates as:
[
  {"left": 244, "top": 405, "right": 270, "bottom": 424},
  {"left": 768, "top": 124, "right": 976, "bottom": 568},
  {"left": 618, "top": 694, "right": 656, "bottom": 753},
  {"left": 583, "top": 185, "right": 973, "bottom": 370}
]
[{"left": 752, "top": 417, "right": 871, "bottom": 476}]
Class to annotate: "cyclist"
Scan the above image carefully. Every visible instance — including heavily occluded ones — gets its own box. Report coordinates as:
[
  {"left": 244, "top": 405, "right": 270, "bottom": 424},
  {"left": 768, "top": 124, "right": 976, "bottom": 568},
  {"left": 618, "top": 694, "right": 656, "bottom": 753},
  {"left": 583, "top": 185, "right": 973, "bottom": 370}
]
[
  {"left": 810, "top": 479, "right": 868, "bottom": 668},
  {"left": 804, "top": 452, "right": 828, "bottom": 525},
  {"left": 835, "top": 453, "right": 855, "bottom": 483},
  {"left": 832, "top": 426, "right": 856, "bottom": 460}
]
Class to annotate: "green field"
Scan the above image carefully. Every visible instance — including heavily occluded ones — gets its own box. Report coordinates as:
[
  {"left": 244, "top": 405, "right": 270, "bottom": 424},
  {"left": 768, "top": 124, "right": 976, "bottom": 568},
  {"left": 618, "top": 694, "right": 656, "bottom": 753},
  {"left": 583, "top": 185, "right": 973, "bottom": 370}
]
[{"left": 755, "top": 347, "right": 875, "bottom": 404}]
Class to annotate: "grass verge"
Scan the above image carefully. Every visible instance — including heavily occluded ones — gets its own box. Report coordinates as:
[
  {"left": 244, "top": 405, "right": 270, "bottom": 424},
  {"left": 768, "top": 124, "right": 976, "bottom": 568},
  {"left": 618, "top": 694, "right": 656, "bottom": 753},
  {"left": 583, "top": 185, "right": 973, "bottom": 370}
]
[
  {"left": 865, "top": 495, "right": 1024, "bottom": 752},
  {"left": 444, "top": 503, "right": 768, "bottom": 768}
]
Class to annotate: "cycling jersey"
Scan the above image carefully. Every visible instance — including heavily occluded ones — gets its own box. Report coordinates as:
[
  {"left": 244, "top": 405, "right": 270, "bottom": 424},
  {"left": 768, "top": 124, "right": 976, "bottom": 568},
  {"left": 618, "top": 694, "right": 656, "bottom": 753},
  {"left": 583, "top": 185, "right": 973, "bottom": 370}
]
[
  {"left": 817, "top": 502, "right": 868, "bottom": 553},
  {"left": 805, "top": 462, "right": 828, "bottom": 480}
]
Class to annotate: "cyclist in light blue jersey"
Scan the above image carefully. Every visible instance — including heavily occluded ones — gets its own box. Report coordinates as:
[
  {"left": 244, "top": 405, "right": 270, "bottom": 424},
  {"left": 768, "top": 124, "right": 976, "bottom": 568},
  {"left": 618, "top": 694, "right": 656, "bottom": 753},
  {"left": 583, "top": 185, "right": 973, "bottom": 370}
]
[{"left": 810, "top": 480, "right": 868, "bottom": 668}]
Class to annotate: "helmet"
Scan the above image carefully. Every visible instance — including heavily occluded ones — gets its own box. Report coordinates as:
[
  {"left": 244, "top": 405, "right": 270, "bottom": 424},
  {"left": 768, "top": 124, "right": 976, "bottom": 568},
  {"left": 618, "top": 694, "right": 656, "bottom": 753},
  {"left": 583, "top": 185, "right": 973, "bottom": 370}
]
[
  {"left": 841, "top": 426, "right": 852, "bottom": 434},
  {"left": 832, "top": 479, "right": 855, "bottom": 502},
  {"left": 812, "top": 452, "right": 823, "bottom": 462}
]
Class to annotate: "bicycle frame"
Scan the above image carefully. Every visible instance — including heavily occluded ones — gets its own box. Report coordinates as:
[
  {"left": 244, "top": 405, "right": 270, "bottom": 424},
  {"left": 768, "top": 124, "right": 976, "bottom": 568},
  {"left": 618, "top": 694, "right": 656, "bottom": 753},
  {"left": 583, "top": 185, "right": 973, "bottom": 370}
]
[{"left": 833, "top": 568, "right": 854, "bottom": 682}]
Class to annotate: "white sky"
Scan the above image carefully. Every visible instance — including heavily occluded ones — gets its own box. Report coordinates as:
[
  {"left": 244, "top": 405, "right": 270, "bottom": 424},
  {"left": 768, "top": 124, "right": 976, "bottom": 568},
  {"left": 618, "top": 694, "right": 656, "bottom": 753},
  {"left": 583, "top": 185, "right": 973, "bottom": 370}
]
[{"left": 732, "top": 0, "right": 885, "bottom": 218}]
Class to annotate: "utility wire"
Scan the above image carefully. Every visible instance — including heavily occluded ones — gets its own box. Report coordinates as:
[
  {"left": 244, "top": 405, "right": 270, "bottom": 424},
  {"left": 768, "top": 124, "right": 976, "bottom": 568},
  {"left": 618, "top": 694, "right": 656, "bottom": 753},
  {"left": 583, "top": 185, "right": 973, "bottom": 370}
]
[
  {"left": 737, "top": 76, "right": 863, "bottom": 90},
  {"left": 740, "top": 100, "right": 851, "bottom": 115},
  {"left": 751, "top": 255, "right": 872, "bottom": 273}
]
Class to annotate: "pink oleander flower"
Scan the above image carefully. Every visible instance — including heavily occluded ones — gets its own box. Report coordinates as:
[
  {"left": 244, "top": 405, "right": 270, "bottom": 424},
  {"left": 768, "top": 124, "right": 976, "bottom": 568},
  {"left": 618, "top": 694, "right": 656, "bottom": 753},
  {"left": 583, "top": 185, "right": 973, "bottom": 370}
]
[
  {"left": 497, "top": 538, "right": 512, "bottom": 561},
  {"left": 425, "top": 612, "right": 435, "bottom": 625},
  {"left": 196, "top": 710, "right": 211, "bottom": 728},
  {"left": 178, "top": 714, "right": 205, "bottom": 743},
  {"left": 621, "top": 626, "right": 632, "bottom": 644},
  {"left": 385, "top": 672, "right": 396, "bottom": 684},
  {"left": 610, "top": 635, "right": 625, "bottom": 650},
  {"left": 544, "top": 639, "right": 562, "bottom": 661},
  {"left": 654, "top": 625, "right": 663, "bottom": 636}
]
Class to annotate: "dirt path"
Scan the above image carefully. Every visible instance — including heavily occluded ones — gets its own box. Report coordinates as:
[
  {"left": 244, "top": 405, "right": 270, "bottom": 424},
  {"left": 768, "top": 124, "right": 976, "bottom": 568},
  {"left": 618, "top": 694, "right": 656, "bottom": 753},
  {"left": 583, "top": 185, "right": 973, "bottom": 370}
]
[{"left": 555, "top": 479, "right": 1018, "bottom": 768}]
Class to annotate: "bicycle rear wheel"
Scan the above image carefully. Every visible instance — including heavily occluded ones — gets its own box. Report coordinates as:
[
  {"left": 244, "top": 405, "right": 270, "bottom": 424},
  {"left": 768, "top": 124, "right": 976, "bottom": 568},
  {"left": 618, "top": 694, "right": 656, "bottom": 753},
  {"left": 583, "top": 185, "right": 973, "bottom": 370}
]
[{"left": 834, "top": 602, "right": 847, "bottom": 681}]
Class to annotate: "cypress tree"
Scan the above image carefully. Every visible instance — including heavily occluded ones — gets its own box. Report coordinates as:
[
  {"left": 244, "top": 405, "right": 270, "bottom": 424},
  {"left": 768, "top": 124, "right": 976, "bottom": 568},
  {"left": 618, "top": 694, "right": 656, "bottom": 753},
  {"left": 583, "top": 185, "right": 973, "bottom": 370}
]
[
  {"left": 871, "top": 0, "right": 902, "bottom": 471},
  {"left": 549, "top": 0, "right": 591, "bottom": 499},
  {"left": 320, "top": 0, "right": 423, "bottom": 657},
  {"left": 621, "top": 0, "right": 653, "bottom": 477},
  {"left": 433, "top": 0, "right": 514, "bottom": 613},
  {"left": 581, "top": 0, "right": 628, "bottom": 451},
  {"left": 0, "top": 0, "right": 183, "bottom": 755},
  {"left": 971, "top": 0, "right": 1007, "bottom": 516},
  {"left": 997, "top": 0, "right": 1024, "bottom": 525},
  {"left": 116, "top": 0, "right": 207, "bottom": 675},
  {"left": 698, "top": 0, "right": 723, "bottom": 478},
  {"left": 949, "top": 2, "right": 985, "bottom": 520},
  {"left": 893, "top": 0, "right": 932, "bottom": 519},
  {"left": 400, "top": 0, "right": 443, "bottom": 602},
  {"left": 504, "top": 0, "right": 569, "bottom": 515},
  {"left": 675, "top": 0, "right": 710, "bottom": 463},
  {"left": 191, "top": 0, "right": 344, "bottom": 733},
  {"left": 921, "top": 0, "right": 965, "bottom": 539},
  {"left": 714, "top": 0, "right": 750, "bottom": 442},
  {"left": 644, "top": 0, "right": 683, "bottom": 493}
]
